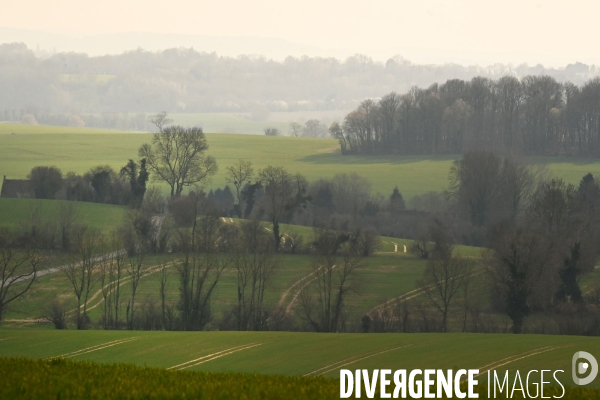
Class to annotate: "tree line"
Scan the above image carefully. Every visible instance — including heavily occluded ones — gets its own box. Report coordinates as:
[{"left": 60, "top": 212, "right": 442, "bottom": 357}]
[{"left": 332, "top": 75, "right": 600, "bottom": 157}]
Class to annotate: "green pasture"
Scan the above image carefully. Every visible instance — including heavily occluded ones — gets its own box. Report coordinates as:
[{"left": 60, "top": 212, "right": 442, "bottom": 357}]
[
  {"left": 0, "top": 198, "right": 125, "bottom": 234},
  {"left": 0, "top": 329, "right": 598, "bottom": 388},
  {"left": 1, "top": 251, "right": 427, "bottom": 325},
  {"left": 3, "top": 124, "right": 600, "bottom": 198}
]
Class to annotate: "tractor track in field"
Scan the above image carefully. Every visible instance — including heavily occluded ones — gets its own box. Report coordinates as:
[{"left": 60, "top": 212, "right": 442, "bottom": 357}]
[
  {"left": 279, "top": 265, "right": 338, "bottom": 315},
  {"left": 367, "top": 270, "right": 484, "bottom": 318},
  {"left": 48, "top": 337, "right": 140, "bottom": 359},
  {"left": 168, "top": 342, "right": 266, "bottom": 370},
  {"left": 69, "top": 262, "right": 173, "bottom": 316},
  {"left": 4, "top": 261, "right": 174, "bottom": 325},
  {"left": 304, "top": 344, "right": 414, "bottom": 376},
  {"left": 473, "top": 345, "right": 565, "bottom": 378}
]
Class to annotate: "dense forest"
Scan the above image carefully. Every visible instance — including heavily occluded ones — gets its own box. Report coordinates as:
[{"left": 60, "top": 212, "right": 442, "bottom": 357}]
[
  {"left": 0, "top": 42, "right": 599, "bottom": 126},
  {"left": 333, "top": 76, "right": 600, "bottom": 157}
]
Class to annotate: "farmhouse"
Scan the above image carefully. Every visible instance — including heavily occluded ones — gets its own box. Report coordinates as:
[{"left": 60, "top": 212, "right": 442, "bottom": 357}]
[{"left": 0, "top": 175, "right": 33, "bottom": 198}]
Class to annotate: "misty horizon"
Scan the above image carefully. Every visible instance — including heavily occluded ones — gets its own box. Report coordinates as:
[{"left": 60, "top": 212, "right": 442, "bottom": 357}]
[{"left": 1, "top": 26, "right": 599, "bottom": 69}]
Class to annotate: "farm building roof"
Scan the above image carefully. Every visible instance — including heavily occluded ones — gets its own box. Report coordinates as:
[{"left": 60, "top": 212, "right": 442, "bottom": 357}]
[{"left": 1, "top": 176, "right": 33, "bottom": 198}]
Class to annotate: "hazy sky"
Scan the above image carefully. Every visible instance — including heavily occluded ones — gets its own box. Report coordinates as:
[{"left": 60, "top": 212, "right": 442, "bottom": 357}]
[{"left": 2, "top": 0, "right": 599, "bottom": 66}]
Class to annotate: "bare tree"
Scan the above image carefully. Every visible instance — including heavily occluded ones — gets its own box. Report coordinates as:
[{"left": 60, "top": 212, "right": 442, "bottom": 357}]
[
  {"left": 147, "top": 111, "right": 172, "bottom": 133},
  {"left": 226, "top": 159, "right": 254, "bottom": 218},
  {"left": 258, "top": 166, "right": 299, "bottom": 249},
  {"left": 289, "top": 122, "right": 303, "bottom": 137},
  {"left": 64, "top": 228, "right": 104, "bottom": 330},
  {"left": 417, "top": 225, "right": 469, "bottom": 332},
  {"left": 419, "top": 252, "right": 471, "bottom": 333},
  {"left": 486, "top": 228, "right": 546, "bottom": 334},
  {"left": 157, "top": 263, "right": 171, "bottom": 330},
  {"left": 301, "top": 229, "right": 362, "bottom": 332},
  {"left": 126, "top": 254, "right": 145, "bottom": 330},
  {"left": 234, "top": 220, "right": 277, "bottom": 330},
  {"left": 58, "top": 202, "right": 79, "bottom": 251},
  {"left": 0, "top": 232, "right": 40, "bottom": 324},
  {"left": 139, "top": 126, "right": 218, "bottom": 197},
  {"left": 110, "top": 234, "right": 126, "bottom": 328},
  {"left": 175, "top": 208, "right": 231, "bottom": 331},
  {"left": 177, "top": 251, "right": 230, "bottom": 331}
]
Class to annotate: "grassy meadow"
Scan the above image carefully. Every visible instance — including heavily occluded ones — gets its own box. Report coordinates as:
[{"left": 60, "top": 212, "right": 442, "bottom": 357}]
[{"left": 3, "top": 123, "right": 600, "bottom": 199}]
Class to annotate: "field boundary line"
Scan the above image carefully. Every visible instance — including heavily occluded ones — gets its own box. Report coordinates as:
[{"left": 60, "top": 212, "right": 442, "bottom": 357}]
[
  {"left": 175, "top": 342, "right": 266, "bottom": 370},
  {"left": 49, "top": 337, "right": 139, "bottom": 359},
  {"left": 167, "top": 343, "right": 258, "bottom": 370}
]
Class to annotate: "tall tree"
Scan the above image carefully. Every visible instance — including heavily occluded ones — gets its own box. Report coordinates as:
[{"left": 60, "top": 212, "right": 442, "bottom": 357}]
[
  {"left": 225, "top": 159, "right": 254, "bottom": 218},
  {"left": 300, "top": 229, "right": 362, "bottom": 332},
  {"left": 487, "top": 228, "right": 545, "bottom": 334},
  {"left": 139, "top": 126, "right": 218, "bottom": 197},
  {"left": 258, "top": 166, "right": 305, "bottom": 249},
  {"left": 120, "top": 159, "right": 149, "bottom": 208},
  {"left": 234, "top": 220, "right": 276, "bottom": 331},
  {"left": 417, "top": 226, "right": 469, "bottom": 332},
  {"left": 64, "top": 228, "right": 104, "bottom": 330}
]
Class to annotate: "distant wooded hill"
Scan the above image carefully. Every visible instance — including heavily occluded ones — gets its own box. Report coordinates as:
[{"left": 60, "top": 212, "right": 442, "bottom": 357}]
[{"left": 1, "top": 42, "right": 599, "bottom": 122}]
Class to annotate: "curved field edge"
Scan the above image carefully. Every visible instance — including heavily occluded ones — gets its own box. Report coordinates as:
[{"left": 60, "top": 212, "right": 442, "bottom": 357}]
[
  {"left": 1, "top": 330, "right": 599, "bottom": 386},
  {"left": 1, "top": 357, "right": 599, "bottom": 400}
]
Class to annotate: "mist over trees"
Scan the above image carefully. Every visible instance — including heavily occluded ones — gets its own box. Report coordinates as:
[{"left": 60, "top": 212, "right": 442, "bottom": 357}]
[
  {"left": 334, "top": 76, "right": 600, "bottom": 156},
  {"left": 1, "top": 42, "right": 599, "bottom": 128}
]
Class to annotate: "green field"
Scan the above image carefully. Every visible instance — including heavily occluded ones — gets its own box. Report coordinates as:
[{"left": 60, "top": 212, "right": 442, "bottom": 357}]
[
  {"left": 169, "top": 110, "right": 348, "bottom": 135},
  {"left": 0, "top": 198, "right": 125, "bottom": 234},
  {"left": 3, "top": 123, "right": 600, "bottom": 199},
  {"left": 0, "top": 329, "right": 598, "bottom": 388}
]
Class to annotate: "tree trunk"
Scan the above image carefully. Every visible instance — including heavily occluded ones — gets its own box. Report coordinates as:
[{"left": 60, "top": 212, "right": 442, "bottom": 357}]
[{"left": 273, "top": 220, "right": 280, "bottom": 250}]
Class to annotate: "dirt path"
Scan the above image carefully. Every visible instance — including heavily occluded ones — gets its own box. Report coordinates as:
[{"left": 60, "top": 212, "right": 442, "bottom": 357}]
[
  {"left": 74, "top": 262, "right": 172, "bottom": 315},
  {"left": 49, "top": 337, "right": 139, "bottom": 359},
  {"left": 279, "top": 265, "right": 338, "bottom": 315},
  {"left": 277, "top": 269, "right": 320, "bottom": 309},
  {"left": 304, "top": 344, "right": 414, "bottom": 376},
  {"left": 169, "top": 342, "right": 265, "bottom": 370}
]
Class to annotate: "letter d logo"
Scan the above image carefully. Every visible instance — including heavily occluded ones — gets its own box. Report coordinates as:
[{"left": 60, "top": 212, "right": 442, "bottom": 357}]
[{"left": 572, "top": 351, "right": 598, "bottom": 385}]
